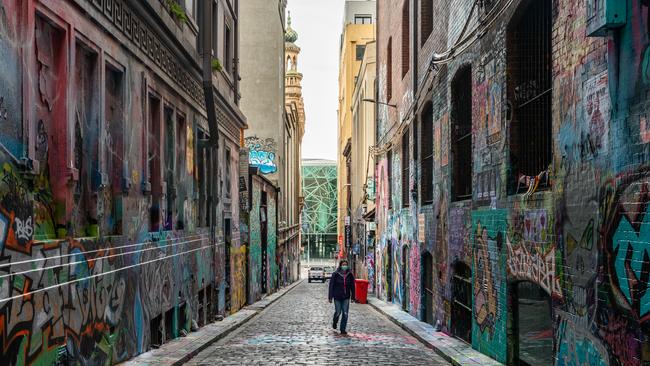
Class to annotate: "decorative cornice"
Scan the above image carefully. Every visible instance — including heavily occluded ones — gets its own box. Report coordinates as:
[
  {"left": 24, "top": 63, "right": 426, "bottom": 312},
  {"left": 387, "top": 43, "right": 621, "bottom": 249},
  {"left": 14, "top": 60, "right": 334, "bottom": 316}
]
[{"left": 84, "top": 0, "right": 205, "bottom": 106}]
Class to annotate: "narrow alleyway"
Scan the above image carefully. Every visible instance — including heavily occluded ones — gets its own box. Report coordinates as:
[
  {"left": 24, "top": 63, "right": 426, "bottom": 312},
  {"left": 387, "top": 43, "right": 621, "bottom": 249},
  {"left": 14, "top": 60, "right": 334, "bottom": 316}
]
[{"left": 186, "top": 281, "right": 450, "bottom": 365}]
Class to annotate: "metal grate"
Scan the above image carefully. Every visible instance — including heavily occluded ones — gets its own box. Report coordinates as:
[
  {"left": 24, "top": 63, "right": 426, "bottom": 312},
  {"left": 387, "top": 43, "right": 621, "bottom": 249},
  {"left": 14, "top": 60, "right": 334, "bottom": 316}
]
[
  {"left": 507, "top": 0, "right": 553, "bottom": 185},
  {"left": 451, "top": 262, "right": 472, "bottom": 343},
  {"left": 451, "top": 66, "right": 473, "bottom": 201}
]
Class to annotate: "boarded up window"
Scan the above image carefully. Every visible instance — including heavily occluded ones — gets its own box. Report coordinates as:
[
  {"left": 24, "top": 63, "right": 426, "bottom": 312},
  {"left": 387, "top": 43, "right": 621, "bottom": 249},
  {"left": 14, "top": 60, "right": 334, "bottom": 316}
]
[
  {"left": 149, "top": 95, "right": 162, "bottom": 232},
  {"left": 73, "top": 42, "right": 100, "bottom": 237},
  {"left": 105, "top": 65, "right": 124, "bottom": 235}
]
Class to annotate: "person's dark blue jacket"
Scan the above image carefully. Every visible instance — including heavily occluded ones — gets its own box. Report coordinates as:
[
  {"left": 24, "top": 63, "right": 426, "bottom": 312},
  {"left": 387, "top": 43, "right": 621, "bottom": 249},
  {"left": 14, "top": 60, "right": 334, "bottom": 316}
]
[{"left": 328, "top": 269, "right": 355, "bottom": 301}]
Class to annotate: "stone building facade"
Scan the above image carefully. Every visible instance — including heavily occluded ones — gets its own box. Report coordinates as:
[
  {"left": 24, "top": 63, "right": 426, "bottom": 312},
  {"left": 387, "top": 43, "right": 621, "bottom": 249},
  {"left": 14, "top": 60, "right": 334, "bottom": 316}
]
[
  {"left": 374, "top": 0, "right": 650, "bottom": 365},
  {"left": 0, "top": 0, "right": 248, "bottom": 363}
]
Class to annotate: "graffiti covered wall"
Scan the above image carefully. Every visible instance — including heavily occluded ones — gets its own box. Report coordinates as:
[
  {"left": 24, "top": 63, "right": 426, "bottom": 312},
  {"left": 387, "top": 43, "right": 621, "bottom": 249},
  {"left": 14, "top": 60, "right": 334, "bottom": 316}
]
[
  {"left": 373, "top": 0, "right": 650, "bottom": 364},
  {"left": 0, "top": 0, "right": 245, "bottom": 364}
]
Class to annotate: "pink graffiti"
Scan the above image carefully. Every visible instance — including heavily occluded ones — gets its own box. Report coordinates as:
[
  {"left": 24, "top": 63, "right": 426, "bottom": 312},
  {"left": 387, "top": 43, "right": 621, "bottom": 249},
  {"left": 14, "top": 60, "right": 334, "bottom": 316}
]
[{"left": 409, "top": 242, "right": 420, "bottom": 316}]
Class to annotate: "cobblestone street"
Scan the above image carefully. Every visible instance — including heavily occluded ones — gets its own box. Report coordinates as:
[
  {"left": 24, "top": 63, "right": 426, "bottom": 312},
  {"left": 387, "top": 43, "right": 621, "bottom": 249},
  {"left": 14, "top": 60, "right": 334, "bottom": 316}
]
[{"left": 186, "top": 281, "right": 450, "bottom": 365}]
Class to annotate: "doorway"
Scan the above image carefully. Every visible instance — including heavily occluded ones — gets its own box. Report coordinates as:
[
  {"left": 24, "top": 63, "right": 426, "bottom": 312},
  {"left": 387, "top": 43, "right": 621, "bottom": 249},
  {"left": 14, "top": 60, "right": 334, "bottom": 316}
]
[
  {"left": 422, "top": 252, "right": 434, "bottom": 325},
  {"left": 513, "top": 281, "right": 553, "bottom": 366},
  {"left": 402, "top": 245, "right": 409, "bottom": 311},
  {"left": 386, "top": 240, "right": 393, "bottom": 301},
  {"left": 451, "top": 261, "right": 472, "bottom": 343},
  {"left": 224, "top": 218, "right": 232, "bottom": 313},
  {"left": 261, "top": 191, "right": 268, "bottom": 294}
]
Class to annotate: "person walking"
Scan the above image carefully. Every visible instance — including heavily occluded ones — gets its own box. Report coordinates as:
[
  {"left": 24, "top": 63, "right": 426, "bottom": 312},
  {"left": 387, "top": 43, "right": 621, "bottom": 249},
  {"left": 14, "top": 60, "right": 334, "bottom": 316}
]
[{"left": 328, "top": 260, "right": 355, "bottom": 335}]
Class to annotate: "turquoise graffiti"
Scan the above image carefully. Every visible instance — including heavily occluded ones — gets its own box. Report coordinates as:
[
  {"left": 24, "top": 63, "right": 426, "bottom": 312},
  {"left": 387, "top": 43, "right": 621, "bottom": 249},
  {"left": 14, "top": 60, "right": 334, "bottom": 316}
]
[
  {"left": 471, "top": 210, "right": 507, "bottom": 363},
  {"left": 607, "top": 172, "right": 650, "bottom": 323},
  {"left": 556, "top": 320, "right": 609, "bottom": 366},
  {"left": 245, "top": 136, "right": 278, "bottom": 175},
  {"left": 267, "top": 194, "right": 277, "bottom": 291}
]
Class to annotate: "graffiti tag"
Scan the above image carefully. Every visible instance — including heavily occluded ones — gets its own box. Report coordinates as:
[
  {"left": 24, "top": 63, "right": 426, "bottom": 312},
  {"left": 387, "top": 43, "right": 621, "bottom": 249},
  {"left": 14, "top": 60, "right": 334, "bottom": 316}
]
[
  {"left": 14, "top": 216, "right": 33, "bottom": 241},
  {"left": 507, "top": 238, "right": 562, "bottom": 298}
]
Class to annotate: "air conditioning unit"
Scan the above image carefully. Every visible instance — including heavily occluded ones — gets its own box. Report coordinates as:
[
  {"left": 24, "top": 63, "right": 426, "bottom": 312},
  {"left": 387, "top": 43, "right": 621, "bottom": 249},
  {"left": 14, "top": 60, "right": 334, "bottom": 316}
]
[{"left": 586, "top": 0, "right": 626, "bottom": 37}]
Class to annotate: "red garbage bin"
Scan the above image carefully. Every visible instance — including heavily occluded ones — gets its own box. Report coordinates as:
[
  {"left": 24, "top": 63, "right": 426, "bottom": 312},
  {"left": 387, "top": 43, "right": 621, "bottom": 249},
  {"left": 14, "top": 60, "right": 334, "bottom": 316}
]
[{"left": 355, "top": 279, "right": 369, "bottom": 304}]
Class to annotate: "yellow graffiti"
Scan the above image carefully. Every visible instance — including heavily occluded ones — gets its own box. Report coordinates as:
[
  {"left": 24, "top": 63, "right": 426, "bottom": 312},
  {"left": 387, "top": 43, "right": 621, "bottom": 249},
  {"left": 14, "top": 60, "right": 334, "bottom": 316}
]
[{"left": 186, "top": 123, "right": 194, "bottom": 175}]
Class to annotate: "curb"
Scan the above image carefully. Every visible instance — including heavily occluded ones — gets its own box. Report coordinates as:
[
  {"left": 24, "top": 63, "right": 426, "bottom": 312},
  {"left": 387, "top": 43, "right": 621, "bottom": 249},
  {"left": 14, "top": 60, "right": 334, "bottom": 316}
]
[
  {"left": 170, "top": 310, "right": 259, "bottom": 366},
  {"left": 122, "top": 279, "right": 303, "bottom": 366},
  {"left": 171, "top": 280, "right": 303, "bottom": 366},
  {"left": 367, "top": 296, "right": 503, "bottom": 366}
]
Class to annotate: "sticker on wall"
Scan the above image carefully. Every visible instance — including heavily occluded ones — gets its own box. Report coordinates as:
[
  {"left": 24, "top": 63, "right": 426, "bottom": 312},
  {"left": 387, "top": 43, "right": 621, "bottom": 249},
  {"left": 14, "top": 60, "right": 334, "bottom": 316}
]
[{"left": 245, "top": 136, "right": 278, "bottom": 174}]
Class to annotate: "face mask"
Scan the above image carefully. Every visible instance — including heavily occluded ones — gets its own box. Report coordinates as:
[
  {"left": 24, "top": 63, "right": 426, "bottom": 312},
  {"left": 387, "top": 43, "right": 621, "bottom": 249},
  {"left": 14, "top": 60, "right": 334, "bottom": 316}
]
[{"left": 341, "top": 265, "right": 349, "bottom": 271}]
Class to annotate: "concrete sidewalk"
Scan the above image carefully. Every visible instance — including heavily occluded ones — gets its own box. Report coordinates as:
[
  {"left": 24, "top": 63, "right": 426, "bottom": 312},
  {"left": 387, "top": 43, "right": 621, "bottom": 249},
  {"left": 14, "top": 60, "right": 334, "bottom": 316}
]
[
  {"left": 367, "top": 296, "right": 503, "bottom": 366},
  {"left": 121, "top": 280, "right": 303, "bottom": 366}
]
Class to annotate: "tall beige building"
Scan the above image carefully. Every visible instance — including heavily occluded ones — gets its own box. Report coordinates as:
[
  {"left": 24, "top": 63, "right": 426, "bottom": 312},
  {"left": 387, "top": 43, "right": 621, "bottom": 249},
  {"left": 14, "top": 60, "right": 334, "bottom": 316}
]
[
  {"left": 239, "top": 1, "right": 303, "bottom": 285},
  {"left": 337, "top": 0, "right": 376, "bottom": 265},
  {"left": 350, "top": 41, "right": 376, "bottom": 278}
]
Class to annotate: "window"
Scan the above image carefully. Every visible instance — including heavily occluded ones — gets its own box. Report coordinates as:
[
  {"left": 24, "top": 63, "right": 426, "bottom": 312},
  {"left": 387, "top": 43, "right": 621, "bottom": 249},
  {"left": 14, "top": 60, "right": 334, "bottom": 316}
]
[
  {"left": 402, "top": 1, "right": 410, "bottom": 77},
  {"left": 354, "top": 14, "right": 372, "bottom": 24},
  {"left": 412, "top": 118, "right": 418, "bottom": 201},
  {"left": 421, "top": 103, "right": 433, "bottom": 204},
  {"left": 421, "top": 0, "right": 433, "bottom": 45},
  {"left": 197, "top": 129, "right": 209, "bottom": 227},
  {"left": 185, "top": 0, "right": 196, "bottom": 21},
  {"left": 164, "top": 106, "right": 175, "bottom": 231},
  {"left": 451, "top": 66, "right": 472, "bottom": 201},
  {"left": 211, "top": 1, "right": 219, "bottom": 55},
  {"left": 387, "top": 149, "right": 393, "bottom": 209},
  {"left": 32, "top": 16, "right": 67, "bottom": 240},
  {"left": 356, "top": 44, "right": 366, "bottom": 61},
  {"left": 148, "top": 95, "right": 162, "bottom": 232},
  {"left": 507, "top": 0, "right": 552, "bottom": 193},
  {"left": 402, "top": 130, "right": 410, "bottom": 207},
  {"left": 225, "top": 148, "right": 232, "bottom": 198},
  {"left": 387, "top": 37, "right": 393, "bottom": 101},
  {"left": 105, "top": 65, "right": 124, "bottom": 235},
  {"left": 176, "top": 114, "right": 187, "bottom": 229},
  {"left": 74, "top": 42, "right": 100, "bottom": 237},
  {"left": 224, "top": 25, "right": 232, "bottom": 74}
]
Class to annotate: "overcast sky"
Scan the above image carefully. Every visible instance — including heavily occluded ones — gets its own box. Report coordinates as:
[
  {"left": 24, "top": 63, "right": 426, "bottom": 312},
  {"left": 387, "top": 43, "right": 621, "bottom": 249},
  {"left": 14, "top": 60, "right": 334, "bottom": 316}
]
[{"left": 287, "top": 0, "right": 345, "bottom": 161}]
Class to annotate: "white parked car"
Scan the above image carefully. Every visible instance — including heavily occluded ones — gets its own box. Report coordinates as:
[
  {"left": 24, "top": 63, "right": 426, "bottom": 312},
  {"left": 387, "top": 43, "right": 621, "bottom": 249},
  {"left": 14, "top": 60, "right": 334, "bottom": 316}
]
[
  {"left": 308, "top": 267, "right": 325, "bottom": 283},
  {"left": 323, "top": 266, "right": 335, "bottom": 280}
]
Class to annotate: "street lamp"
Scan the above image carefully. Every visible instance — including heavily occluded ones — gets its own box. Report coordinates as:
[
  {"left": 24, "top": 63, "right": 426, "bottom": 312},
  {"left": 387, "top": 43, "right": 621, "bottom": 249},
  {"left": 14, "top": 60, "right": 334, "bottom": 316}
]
[{"left": 362, "top": 98, "right": 397, "bottom": 109}]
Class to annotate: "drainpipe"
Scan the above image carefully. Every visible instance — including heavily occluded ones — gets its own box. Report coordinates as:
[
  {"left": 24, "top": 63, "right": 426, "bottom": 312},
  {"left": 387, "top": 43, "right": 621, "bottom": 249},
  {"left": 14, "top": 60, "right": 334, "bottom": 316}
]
[
  {"left": 201, "top": 1, "right": 220, "bottom": 149},
  {"left": 412, "top": 0, "right": 418, "bottom": 103},
  {"left": 201, "top": 0, "right": 221, "bottom": 314}
]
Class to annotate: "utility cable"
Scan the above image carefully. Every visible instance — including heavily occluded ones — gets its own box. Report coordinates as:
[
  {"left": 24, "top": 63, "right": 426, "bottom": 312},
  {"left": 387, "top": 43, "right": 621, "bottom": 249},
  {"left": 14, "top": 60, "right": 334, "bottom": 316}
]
[
  {"left": 0, "top": 232, "right": 209, "bottom": 270},
  {"left": 0, "top": 236, "right": 206, "bottom": 280},
  {"left": 0, "top": 242, "right": 216, "bottom": 304}
]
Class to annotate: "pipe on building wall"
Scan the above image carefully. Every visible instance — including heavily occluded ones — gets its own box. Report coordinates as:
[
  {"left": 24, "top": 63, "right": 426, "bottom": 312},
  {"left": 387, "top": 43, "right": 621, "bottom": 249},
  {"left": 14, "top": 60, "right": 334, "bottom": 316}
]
[{"left": 201, "top": 0, "right": 220, "bottom": 149}]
